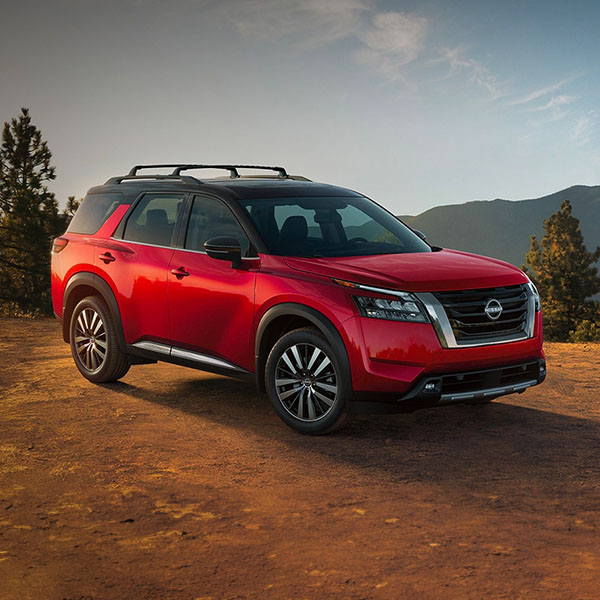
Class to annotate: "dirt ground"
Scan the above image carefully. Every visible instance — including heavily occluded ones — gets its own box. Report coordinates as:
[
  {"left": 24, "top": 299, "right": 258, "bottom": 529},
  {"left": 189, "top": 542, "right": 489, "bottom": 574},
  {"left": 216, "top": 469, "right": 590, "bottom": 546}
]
[{"left": 0, "top": 317, "right": 599, "bottom": 600}]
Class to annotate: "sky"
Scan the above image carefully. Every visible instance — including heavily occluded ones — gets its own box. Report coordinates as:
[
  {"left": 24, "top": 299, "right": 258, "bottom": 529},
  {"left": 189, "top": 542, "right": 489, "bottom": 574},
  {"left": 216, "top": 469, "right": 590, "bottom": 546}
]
[{"left": 1, "top": 0, "right": 599, "bottom": 214}]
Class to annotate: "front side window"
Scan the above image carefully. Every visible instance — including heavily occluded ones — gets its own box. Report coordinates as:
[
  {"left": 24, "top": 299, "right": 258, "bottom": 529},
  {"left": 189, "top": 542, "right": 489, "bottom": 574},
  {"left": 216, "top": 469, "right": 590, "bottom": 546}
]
[
  {"left": 242, "top": 196, "right": 431, "bottom": 257},
  {"left": 123, "top": 194, "right": 184, "bottom": 247},
  {"left": 185, "top": 195, "right": 249, "bottom": 255}
]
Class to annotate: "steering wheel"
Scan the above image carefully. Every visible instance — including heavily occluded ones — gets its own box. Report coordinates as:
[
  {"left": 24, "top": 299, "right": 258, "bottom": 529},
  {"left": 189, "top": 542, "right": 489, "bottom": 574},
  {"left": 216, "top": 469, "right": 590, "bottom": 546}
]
[{"left": 348, "top": 237, "right": 368, "bottom": 244}]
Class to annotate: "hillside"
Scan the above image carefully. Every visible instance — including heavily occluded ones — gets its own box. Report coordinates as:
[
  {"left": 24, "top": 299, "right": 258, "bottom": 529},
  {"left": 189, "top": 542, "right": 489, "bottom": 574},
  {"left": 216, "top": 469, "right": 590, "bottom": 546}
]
[{"left": 398, "top": 185, "right": 600, "bottom": 267}]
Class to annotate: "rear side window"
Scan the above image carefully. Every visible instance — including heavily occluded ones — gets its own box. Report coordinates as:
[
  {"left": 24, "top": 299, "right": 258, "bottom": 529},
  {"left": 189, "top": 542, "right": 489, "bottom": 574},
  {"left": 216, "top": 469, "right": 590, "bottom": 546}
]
[
  {"left": 67, "top": 193, "right": 126, "bottom": 235},
  {"left": 123, "top": 194, "right": 184, "bottom": 247}
]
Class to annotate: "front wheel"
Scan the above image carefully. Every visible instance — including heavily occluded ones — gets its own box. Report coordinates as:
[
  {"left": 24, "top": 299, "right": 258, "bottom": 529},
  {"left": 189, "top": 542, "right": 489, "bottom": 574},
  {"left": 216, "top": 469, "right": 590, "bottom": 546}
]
[
  {"left": 265, "top": 328, "right": 351, "bottom": 434},
  {"left": 69, "top": 296, "right": 130, "bottom": 383}
]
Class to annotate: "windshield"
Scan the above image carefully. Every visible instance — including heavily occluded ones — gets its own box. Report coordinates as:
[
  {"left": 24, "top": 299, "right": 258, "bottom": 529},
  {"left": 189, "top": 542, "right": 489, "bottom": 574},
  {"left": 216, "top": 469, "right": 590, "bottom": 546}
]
[{"left": 241, "top": 196, "right": 431, "bottom": 258}]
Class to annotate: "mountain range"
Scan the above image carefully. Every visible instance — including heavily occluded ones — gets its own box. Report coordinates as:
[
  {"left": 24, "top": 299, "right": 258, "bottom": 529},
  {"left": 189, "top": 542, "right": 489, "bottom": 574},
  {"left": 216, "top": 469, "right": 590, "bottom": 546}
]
[{"left": 398, "top": 185, "right": 600, "bottom": 267}]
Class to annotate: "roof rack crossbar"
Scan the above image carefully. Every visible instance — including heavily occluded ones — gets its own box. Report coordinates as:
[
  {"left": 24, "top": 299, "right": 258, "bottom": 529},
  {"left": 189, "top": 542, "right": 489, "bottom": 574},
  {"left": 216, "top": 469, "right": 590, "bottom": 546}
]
[
  {"left": 172, "top": 164, "right": 288, "bottom": 179},
  {"left": 127, "top": 164, "right": 191, "bottom": 176}
]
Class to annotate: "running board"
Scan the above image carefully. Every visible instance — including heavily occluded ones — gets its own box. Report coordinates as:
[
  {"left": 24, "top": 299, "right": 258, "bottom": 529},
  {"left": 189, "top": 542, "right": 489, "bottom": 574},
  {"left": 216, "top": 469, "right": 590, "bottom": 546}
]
[{"left": 128, "top": 341, "right": 254, "bottom": 381}]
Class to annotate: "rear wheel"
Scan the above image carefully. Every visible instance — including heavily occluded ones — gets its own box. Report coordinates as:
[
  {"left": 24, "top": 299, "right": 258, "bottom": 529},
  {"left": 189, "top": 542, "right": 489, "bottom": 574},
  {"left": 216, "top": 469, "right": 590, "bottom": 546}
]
[
  {"left": 265, "top": 328, "right": 351, "bottom": 434},
  {"left": 69, "top": 296, "right": 130, "bottom": 383}
]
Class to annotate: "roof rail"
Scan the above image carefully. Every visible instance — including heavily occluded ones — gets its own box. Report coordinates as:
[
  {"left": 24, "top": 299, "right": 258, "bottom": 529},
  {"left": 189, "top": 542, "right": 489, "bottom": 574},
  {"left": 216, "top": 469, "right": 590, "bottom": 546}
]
[
  {"left": 105, "top": 174, "right": 203, "bottom": 185},
  {"left": 171, "top": 164, "right": 288, "bottom": 179}
]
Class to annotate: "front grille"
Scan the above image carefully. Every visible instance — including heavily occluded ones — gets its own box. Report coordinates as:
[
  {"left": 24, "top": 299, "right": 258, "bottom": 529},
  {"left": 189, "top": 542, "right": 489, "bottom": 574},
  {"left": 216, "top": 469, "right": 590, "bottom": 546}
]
[
  {"left": 440, "top": 361, "right": 539, "bottom": 395},
  {"left": 433, "top": 284, "right": 529, "bottom": 343}
]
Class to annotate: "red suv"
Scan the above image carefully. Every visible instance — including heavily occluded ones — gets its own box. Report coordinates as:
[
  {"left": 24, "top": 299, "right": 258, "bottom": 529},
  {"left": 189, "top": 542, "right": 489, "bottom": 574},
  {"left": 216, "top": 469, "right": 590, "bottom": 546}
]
[{"left": 51, "top": 164, "right": 545, "bottom": 434}]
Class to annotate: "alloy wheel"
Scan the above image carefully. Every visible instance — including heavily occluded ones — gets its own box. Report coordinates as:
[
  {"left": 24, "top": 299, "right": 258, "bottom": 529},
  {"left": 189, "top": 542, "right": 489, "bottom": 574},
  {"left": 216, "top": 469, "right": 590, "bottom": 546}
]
[
  {"left": 274, "top": 343, "right": 338, "bottom": 422},
  {"left": 74, "top": 308, "right": 107, "bottom": 372}
]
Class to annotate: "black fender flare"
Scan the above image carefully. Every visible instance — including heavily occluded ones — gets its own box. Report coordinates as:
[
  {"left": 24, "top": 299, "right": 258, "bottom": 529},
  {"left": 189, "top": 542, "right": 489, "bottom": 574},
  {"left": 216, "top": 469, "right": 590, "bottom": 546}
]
[
  {"left": 62, "top": 271, "right": 126, "bottom": 351},
  {"left": 254, "top": 303, "right": 351, "bottom": 391}
]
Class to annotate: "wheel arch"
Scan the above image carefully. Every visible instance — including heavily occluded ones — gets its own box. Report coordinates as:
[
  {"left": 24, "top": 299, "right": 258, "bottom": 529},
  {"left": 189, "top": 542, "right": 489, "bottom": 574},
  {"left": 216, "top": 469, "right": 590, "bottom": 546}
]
[
  {"left": 255, "top": 303, "right": 351, "bottom": 392},
  {"left": 62, "top": 272, "right": 126, "bottom": 352}
]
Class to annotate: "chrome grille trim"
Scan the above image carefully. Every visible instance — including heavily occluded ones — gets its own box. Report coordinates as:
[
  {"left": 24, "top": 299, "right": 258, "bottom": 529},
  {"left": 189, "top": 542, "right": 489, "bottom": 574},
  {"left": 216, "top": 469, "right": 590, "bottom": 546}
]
[{"left": 416, "top": 284, "right": 536, "bottom": 348}]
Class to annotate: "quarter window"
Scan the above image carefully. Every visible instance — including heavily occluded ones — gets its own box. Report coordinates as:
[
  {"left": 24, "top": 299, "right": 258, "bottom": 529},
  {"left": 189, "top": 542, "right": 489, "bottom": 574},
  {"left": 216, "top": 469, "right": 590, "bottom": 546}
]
[
  {"left": 67, "top": 193, "right": 126, "bottom": 235},
  {"left": 123, "top": 194, "right": 184, "bottom": 247},
  {"left": 185, "top": 196, "right": 249, "bottom": 255}
]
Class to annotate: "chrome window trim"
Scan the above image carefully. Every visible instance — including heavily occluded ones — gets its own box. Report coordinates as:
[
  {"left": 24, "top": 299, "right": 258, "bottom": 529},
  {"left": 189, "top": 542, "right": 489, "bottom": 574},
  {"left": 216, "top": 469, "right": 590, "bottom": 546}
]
[
  {"left": 110, "top": 237, "right": 175, "bottom": 251},
  {"left": 109, "top": 237, "right": 260, "bottom": 259}
]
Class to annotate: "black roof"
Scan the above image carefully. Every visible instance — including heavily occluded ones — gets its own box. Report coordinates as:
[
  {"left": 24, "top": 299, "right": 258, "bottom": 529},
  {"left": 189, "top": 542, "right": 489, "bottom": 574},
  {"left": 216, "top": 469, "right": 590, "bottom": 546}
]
[{"left": 87, "top": 164, "right": 362, "bottom": 202}]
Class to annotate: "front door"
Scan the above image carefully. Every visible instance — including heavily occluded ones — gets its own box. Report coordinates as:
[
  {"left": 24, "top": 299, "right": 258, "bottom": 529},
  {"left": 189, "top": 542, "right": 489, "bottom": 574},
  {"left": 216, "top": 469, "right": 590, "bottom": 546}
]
[{"left": 168, "top": 194, "right": 257, "bottom": 372}]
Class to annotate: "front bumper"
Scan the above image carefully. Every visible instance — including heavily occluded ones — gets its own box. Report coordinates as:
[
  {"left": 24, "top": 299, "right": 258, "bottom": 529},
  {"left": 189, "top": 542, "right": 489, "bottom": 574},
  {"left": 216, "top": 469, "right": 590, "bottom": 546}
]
[{"left": 349, "top": 358, "right": 546, "bottom": 414}]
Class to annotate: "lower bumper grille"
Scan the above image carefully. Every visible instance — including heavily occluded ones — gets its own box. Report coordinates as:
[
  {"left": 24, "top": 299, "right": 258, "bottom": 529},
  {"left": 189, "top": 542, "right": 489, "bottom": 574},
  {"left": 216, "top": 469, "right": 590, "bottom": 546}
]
[
  {"left": 439, "top": 361, "right": 540, "bottom": 400},
  {"left": 397, "top": 359, "right": 546, "bottom": 406}
]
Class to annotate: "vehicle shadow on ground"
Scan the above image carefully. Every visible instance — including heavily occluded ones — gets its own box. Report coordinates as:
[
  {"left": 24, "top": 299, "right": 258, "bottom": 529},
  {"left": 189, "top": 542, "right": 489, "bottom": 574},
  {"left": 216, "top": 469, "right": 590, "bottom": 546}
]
[{"left": 106, "top": 375, "right": 600, "bottom": 492}]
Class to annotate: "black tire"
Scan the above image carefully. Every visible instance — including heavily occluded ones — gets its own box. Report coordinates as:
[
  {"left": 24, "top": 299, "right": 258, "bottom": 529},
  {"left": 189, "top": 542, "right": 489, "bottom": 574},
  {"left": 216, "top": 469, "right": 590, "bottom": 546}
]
[
  {"left": 265, "top": 328, "right": 351, "bottom": 434},
  {"left": 69, "top": 296, "right": 130, "bottom": 383}
]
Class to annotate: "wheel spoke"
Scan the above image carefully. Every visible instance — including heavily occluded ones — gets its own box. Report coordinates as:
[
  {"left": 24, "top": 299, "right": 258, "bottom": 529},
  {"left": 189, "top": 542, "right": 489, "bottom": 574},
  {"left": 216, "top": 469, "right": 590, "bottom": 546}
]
[
  {"left": 90, "top": 347, "right": 98, "bottom": 370},
  {"left": 307, "top": 391, "right": 316, "bottom": 419},
  {"left": 93, "top": 318, "right": 103, "bottom": 335},
  {"left": 282, "top": 351, "right": 298, "bottom": 375},
  {"left": 88, "top": 311, "right": 97, "bottom": 333},
  {"left": 290, "top": 345, "right": 304, "bottom": 370},
  {"left": 313, "top": 355, "right": 331, "bottom": 377},
  {"left": 296, "top": 388, "right": 305, "bottom": 418},
  {"left": 95, "top": 338, "right": 107, "bottom": 349},
  {"left": 313, "top": 389, "right": 334, "bottom": 407},
  {"left": 83, "top": 310, "right": 91, "bottom": 331},
  {"left": 76, "top": 314, "right": 86, "bottom": 333},
  {"left": 279, "top": 385, "right": 304, "bottom": 401},
  {"left": 276, "top": 377, "right": 301, "bottom": 386},
  {"left": 307, "top": 347, "right": 321, "bottom": 370},
  {"left": 95, "top": 345, "right": 106, "bottom": 360},
  {"left": 315, "top": 381, "right": 337, "bottom": 394}
]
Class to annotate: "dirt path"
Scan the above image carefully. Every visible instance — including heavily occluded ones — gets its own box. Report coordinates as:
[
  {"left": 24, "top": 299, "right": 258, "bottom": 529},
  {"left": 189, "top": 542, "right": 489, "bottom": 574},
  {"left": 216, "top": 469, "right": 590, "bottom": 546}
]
[{"left": 1, "top": 317, "right": 599, "bottom": 599}]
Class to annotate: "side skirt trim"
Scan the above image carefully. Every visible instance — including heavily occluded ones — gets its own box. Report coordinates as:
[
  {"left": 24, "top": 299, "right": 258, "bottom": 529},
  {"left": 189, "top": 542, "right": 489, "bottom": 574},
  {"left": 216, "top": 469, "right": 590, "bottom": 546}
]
[{"left": 128, "top": 341, "right": 254, "bottom": 381}]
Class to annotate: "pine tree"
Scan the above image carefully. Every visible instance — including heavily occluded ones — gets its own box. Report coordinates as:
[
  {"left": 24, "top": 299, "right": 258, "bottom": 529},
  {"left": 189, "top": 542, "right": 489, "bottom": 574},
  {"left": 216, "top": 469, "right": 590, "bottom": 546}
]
[
  {"left": 0, "top": 108, "right": 63, "bottom": 315},
  {"left": 523, "top": 199, "right": 600, "bottom": 341}
]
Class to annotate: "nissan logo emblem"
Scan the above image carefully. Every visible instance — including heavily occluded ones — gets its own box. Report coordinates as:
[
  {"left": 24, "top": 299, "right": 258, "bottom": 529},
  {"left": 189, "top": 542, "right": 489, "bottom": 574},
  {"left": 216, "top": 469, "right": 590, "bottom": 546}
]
[{"left": 484, "top": 298, "right": 503, "bottom": 320}]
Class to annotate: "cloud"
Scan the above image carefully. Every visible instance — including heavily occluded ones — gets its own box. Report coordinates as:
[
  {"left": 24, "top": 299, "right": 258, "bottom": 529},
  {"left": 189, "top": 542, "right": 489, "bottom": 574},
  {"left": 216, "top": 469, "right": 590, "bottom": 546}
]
[
  {"left": 355, "top": 12, "right": 428, "bottom": 81},
  {"left": 505, "top": 75, "right": 578, "bottom": 106},
  {"left": 531, "top": 95, "right": 578, "bottom": 111},
  {"left": 432, "top": 47, "right": 506, "bottom": 99},
  {"left": 572, "top": 110, "right": 597, "bottom": 146},
  {"left": 528, "top": 94, "right": 578, "bottom": 121},
  {"left": 229, "top": 0, "right": 370, "bottom": 46},
  {"left": 227, "top": 1, "right": 427, "bottom": 82}
]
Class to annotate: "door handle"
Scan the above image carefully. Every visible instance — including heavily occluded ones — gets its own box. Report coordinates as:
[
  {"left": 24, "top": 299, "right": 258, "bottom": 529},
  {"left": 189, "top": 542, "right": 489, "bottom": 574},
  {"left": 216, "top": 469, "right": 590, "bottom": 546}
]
[
  {"left": 170, "top": 267, "right": 190, "bottom": 279},
  {"left": 99, "top": 252, "right": 116, "bottom": 264}
]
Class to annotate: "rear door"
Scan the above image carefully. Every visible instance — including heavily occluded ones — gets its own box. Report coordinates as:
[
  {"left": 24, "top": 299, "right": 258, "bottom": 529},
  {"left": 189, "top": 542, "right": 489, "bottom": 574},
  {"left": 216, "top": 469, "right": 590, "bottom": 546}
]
[
  {"left": 95, "top": 192, "right": 185, "bottom": 345},
  {"left": 168, "top": 194, "right": 257, "bottom": 372}
]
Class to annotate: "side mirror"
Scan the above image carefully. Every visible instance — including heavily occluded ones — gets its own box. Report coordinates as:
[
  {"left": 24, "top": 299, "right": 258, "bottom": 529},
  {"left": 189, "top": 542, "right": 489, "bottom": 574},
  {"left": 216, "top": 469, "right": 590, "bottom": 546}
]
[
  {"left": 204, "top": 236, "right": 242, "bottom": 268},
  {"left": 413, "top": 229, "right": 427, "bottom": 242}
]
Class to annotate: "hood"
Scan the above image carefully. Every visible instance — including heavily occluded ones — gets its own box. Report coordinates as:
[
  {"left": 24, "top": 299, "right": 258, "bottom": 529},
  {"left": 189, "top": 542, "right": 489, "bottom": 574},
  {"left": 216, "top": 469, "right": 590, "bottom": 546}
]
[{"left": 283, "top": 249, "right": 527, "bottom": 292}]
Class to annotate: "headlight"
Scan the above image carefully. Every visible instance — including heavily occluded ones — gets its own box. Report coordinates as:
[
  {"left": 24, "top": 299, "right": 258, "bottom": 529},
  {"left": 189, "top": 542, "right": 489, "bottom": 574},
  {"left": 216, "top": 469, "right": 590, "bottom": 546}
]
[
  {"left": 525, "top": 279, "right": 541, "bottom": 311},
  {"left": 353, "top": 294, "right": 429, "bottom": 323},
  {"left": 332, "top": 278, "right": 430, "bottom": 323}
]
